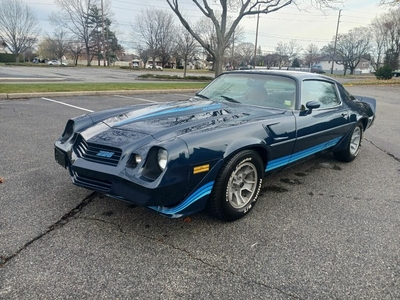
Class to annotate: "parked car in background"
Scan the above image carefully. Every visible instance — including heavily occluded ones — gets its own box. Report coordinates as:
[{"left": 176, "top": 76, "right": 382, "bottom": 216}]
[
  {"left": 55, "top": 70, "right": 376, "bottom": 221},
  {"left": 47, "top": 60, "right": 67, "bottom": 66},
  {"left": 146, "top": 64, "right": 163, "bottom": 70},
  {"left": 311, "top": 65, "right": 325, "bottom": 74}
]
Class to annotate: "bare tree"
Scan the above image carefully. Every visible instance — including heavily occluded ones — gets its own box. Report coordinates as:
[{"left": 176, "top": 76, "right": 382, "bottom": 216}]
[
  {"left": 133, "top": 9, "right": 175, "bottom": 69},
  {"left": 322, "top": 27, "right": 372, "bottom": 75},
  {"left": 48, "top": 29, "right": 70, "bottom": 64},
  {"left": 236, "top": 42, "right": 255, "bottom": 67},
  {"left": 37, "top": 38, "right": 56, "bottom": 59},
  {"left": 0, "top": 0, "right": 40, "bottom": 62},
  {"left": 260, "top": 53, "right": 280, "bottom": 69},
  {"left": 369, "top": 8, "right": 400, "bottom": 71},
  {"left": 226, "top": 25, "right": 245, "bottom": 69},
  {"left": 175, "top": 27, "right": 199, "bottom": 78},
  {"left": 67, "top": 41, "right": 85, "bottom": 66},
  {"left": 370, "top": 17, "right": 389, "bottom": 71},
  {"left": 275, "top": 40, "right": 302, "bottom": 69},
  {"left": 156, "top": 11, "right": 176, "bottom": 68},
  {"left": 304, "top": 43, "right": 319, "bottom": 67},
  {"left": 50, "top": 0, "right": 108, "bottom": 66},
  {"left": 383, "top": 8, "right": 400, "bottom": 70},
  {"left": 166, "top": 0, "right": 340, "bottom": 76},
  {"left": 136, "top": 46, "right": 151, "bottom": 68}
]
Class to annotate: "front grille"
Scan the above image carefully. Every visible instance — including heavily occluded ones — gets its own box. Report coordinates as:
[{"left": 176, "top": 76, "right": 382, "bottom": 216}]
[
  {"left": 71, "top": 170, "right": 112, "bottom": 192},
  {"left": 74, "top": 135, "right": 122, "bottom": 166}
]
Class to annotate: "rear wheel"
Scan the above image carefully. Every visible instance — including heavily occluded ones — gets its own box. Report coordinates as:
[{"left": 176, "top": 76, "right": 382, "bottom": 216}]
[
  {"left": 334, "top": 123, "right": 363, "bottom": 162},
  {"left": 209, "top": 150, "right": 264, "bottom": 221}
]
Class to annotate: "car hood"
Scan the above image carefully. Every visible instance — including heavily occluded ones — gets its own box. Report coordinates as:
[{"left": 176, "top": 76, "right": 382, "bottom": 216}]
[
  {"left": 98, "top": 100, "right": 283, "bottom": 141},
  {"left": 80, "top": 100, "right": 284, "bottom": 150}
]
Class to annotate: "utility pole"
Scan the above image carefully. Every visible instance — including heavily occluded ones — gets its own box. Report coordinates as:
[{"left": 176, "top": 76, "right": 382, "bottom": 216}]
[
  {"left": 231, "top": 31, "right": 235, "bottom": 70},
  {"left": 253, "top": 6, "right": 260, "bottom": 69},
  {"left": 101, "top": 0, "right": 106, "bottom": 66},
  {"left": 331, "top": 9, "right": 342, "bottom": 74}
]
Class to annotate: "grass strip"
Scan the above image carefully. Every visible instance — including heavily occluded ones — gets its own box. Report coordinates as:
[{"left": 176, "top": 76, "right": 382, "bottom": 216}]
[
  {"left": 343, "top": 79, "right": 400, "bottom": 86},
  {"left": 0, "top": 82, "right": 209, "bottom": 94}
]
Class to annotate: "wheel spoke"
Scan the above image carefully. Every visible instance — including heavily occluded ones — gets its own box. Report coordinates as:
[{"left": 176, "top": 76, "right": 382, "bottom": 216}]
[
  {"left": 349, "top": 127, "right": 361, "bottom": 155},
  {"left": 227, "top": 162, "right": 258, "bottom": 209}
]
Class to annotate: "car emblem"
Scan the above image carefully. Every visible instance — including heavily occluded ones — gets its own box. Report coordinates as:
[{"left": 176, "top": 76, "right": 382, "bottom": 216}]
[{"left": 96, "top": 150, "right": 114, "bottom": 158}]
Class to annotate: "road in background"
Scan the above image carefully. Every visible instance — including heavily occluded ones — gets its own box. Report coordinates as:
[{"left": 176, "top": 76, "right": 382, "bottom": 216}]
[{"left": 0, "top": 65, "right": 213, "bottom": 83}]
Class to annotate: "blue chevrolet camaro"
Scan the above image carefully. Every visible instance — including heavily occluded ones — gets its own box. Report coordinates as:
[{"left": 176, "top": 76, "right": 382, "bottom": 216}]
[{"left": 55, "top": 70, "right": 376, "bottom": 221}]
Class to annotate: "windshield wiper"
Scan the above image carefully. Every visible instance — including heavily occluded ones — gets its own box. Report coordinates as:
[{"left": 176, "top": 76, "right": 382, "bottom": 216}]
[
  {"left": 195, "top": 93, "right": 209, "bottom": 99},
  {"left": 220, "top": 95, "right": 241, "bottom": 103}
]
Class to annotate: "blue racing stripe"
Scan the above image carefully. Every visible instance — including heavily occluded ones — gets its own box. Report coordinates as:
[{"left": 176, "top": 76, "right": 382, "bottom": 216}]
[
  {"left": 148, "top": 181, "right": 215, "bottom": 215},
  {"left": 265, "top": 136, "right": 342, "bottom": 172},
  {"left": 115, "top": 103, "right": 222, "bottom": 127}
]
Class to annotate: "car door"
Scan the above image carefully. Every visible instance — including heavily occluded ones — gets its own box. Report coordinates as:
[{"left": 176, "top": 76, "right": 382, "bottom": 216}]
[
  {"left": 290, "top": 79, "right": 351, "bottom": 163},
  {"left": 264, "top": 111, "right": 297, "bottom": 172}
]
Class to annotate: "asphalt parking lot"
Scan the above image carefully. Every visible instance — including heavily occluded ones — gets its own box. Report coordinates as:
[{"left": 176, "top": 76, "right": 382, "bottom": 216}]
[{"left": 0, "top": 86, "right": 399, "bottom": 299}]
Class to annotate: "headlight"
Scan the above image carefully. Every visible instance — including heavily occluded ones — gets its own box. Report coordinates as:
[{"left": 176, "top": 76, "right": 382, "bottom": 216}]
[
  {"left": 126, "top": 154, "right": 142, "bottom": 168},
  {"left": 157, "top": 148, "right": 168, "bottom": 170}
]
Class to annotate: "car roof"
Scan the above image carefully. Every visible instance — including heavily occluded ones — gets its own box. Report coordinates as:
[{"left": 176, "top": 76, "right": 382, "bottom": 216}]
[{"left": 226, "top": 69, "right": 339, "bottom": 84}]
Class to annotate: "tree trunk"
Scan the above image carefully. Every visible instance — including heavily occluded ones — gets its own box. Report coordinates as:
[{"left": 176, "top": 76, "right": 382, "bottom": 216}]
[
  {"left": 214, "top": 51, "right": 224, "bottom": 77},
  {"left": 183, "top": 54, "right": 187, "bottom": 78},
  {"left": 15, "top": 54, "right": 20, "bottom": 63},
  {"left": 86, "top": 46, "right": 91, "bottom": 66}
]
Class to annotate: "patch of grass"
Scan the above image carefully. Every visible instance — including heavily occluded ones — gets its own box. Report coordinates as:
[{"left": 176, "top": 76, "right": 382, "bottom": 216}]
[
  {"left": 343, "top": 78, "right": 400, "bottom": 86},
  {"left": 0, "top": 82, "right": 209, "bottom": 93}
]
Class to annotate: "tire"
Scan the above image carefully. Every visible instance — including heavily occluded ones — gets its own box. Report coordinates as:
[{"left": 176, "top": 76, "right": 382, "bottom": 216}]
[
  {"left": 334, "top": 123, "right": 363, "bottom": 162},
  {"left": 209, "top": 150, "right": 264, "bottom": 221}
]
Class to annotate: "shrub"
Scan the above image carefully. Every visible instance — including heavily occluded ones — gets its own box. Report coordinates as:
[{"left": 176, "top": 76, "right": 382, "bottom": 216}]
[
  {"left": 0, "top": 53, "right": 17, "bottom": 63},
  {"left": 375, "top": 65, "right": 393, "bottom": 80}
]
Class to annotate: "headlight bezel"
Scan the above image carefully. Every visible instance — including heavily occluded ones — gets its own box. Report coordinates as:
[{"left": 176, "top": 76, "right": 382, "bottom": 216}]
[{"left": 141, "top": 147, "right": 169, "bottom": 180}]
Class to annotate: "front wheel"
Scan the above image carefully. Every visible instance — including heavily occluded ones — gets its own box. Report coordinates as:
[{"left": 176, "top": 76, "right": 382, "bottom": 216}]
[
  {"left": 208, "top": 150, "right": 264, "bottom": 221},
  {"left": 334, "top": 123, "right": 363, "bottom": 162}
]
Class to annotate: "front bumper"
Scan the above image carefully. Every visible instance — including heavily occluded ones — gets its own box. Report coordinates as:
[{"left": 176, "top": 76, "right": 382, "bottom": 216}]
[{"left": 54, "top": 145, "right": 216, "bottom": 218}]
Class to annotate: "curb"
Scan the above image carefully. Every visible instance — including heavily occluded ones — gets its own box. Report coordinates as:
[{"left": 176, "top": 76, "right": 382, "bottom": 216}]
[{"left": 1, "top": 89, "right": 200, "bottom": 100}]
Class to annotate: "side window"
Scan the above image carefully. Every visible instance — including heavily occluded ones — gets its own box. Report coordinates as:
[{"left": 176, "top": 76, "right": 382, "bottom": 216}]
[
  {"left": 302, "top": 80, "right": 340, "bottom": 109},
  {"left": 338, "top": 84, "right": 356, "bottom": 101}
]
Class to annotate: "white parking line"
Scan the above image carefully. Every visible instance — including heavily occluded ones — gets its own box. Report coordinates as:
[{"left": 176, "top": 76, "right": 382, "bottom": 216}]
[
  {"left": 41, "top": 97, "right": 94, "bottom": 112},
  {"left": 113, "top": 95, "right": 158, "bottom": 103},
  {"left": 171, "top": 93, "right": 194, "bottom": 97}
]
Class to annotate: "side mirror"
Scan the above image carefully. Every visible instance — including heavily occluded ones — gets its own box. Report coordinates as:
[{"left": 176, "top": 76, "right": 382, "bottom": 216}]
[{"left": 305, "top": 101, "right": 320, "bottom": 114}]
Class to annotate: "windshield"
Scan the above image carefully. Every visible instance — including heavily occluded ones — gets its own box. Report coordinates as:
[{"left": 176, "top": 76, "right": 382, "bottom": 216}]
[{"left": 198, "top": 72, "right": 296, "bottom": 109}]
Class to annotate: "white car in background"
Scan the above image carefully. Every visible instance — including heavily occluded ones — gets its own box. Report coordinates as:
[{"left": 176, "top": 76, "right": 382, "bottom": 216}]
[
  {"left": 146, "top": 64, "right": 163, "bottom": 70},
  {"left": 47, "top": 60, "right": 67, "bottom": 66}
]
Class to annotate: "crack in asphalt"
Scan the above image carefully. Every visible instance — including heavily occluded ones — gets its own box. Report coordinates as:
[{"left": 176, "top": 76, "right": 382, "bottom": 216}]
[
  {"left": 366, "top": 138, "right": 400, "bottom": 163},
  {"left": 148, "top": 236, "right": 304, "bottom": 299},
  {"left": 0, "top": 192, "right": 98, "bottom": 268},
  {"left": 90, "top": 216, "right": 304, "bottom": 300},
  {"left": 80, "top": 216, "right": 125, "bottom": 233}
]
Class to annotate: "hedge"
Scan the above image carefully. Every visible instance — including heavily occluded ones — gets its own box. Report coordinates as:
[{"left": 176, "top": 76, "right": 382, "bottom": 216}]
[{"left": 0, "top": 53, "right": 16, "bottom": 63}]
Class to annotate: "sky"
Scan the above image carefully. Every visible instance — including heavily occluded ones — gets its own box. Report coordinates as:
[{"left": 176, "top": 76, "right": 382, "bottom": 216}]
[{"left": 24, "top": 0, "right": 391, "bottom": 55}]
